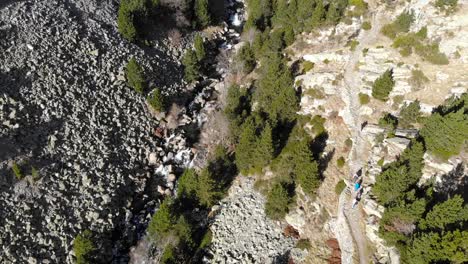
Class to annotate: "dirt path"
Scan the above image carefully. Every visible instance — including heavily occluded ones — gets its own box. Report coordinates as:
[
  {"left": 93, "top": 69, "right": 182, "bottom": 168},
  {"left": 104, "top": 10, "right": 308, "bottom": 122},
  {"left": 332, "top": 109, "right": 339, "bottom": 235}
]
[{"left": 339, "top": 7, "right": 386, "bottom": 264}]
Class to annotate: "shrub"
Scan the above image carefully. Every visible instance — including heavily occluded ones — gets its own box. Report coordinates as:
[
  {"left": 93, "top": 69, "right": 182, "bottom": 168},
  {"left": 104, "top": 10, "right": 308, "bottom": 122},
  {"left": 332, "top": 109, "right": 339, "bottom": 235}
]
[
  {"left": 381, "top": 11, "right": 414, "bottom": 39},
  {"left": 12, "top": 163, "right": 22, "bottom": 180},
  {"left": 359, "top": 93, "right": 370, "bottom": 104},
  {"left": 349, "top": 40, "right": 359, "bottom": 51},
  {"left": 345, "top": 138, "right": 353, "bottom": 148},
  {"left": 194, "top": 0, "right": 211, "bottom": 28},
  {"left": 335, "top": 179, "right": 346, "bottom": 195},
  {"left": 265, "top": 182, "right": 292, "bottom": 220},
  {"left": 302, "top": 61, "right": 315, "bottom": 73},
  {"left": 194, "top": 34, "right": 206, "bottom": 62},
  {"left": 296, "top": 239, "right": 312, "bottom": 250},
  {"left": 310, "top": 115, "right": 326, "bottom": 136},
  {"left": 336, "top": 157, "right": 345, "bottom": 168},
  {"left": 372, "top": 69, "right": 394, "bottom": 101},
  {"left": 126, "top": 57, "right": 146, "bottom": 93},
  {"left": 377, "top": 158, "right": 384, "bottom": 167},
  {"left": 31, "top": 166, "right": 39, "bottom": 181},
  {"left": 147, "top": 88, "right": 165, "bottom": 112},
  {"left": 73, "top": 230, "right": 95, "bottom": 264},
  {"left": 362, "top": 21, "right": 372, "bottom": 30},
  {"left": 435, "top": 0, "right": 458, "bottom": 13},
  {"left": 409, "top": 69, "right": 429, "bottom": 90},
  {"left": 415, "top": 43, "right": 449, "bottom": 65},
  {"left": 182, "top": 49, "right": 200, "bottom": 82}
]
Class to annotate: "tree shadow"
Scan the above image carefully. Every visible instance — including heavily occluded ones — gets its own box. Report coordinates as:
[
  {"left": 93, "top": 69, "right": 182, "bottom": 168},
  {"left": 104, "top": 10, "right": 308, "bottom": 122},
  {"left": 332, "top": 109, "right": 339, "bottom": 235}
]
[{"left": 436, "top": 163, "right": 467, "bottom": 201}]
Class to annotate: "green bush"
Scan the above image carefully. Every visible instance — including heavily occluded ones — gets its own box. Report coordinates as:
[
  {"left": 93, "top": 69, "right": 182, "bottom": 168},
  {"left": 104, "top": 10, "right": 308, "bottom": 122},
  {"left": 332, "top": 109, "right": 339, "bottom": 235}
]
[
  {"left": 265, "top": 182, "right": 292, "bottom": 220},
  {"left": 336, "top": 157, "right": 345, "bottom": 168},
  {"left": 377, "top": 158, "right": 384, "bottom": 167},
  {"left": 12, "top": 163, "right": 22, "bottom": 180},
  {"left": 147, "top": 88, "right": 165, "bottom": 112},
  {"left": 415, "top": 43, "right": 449, "bottom": 65},
  {"left": 335, "top": 179, "right": 346, "bottom": 195},
  {"left": 296, "top": 239, "right": 312, "bottom": 250},
  {"left": 194, "top": 34, "right": 206, "bottom": 62},
  {"left": 349, "top": 40, "right": 359, "bottom": 51},
  {"left": 381, "top": 11, "right": 414, "bottom": 39},
  {"left": 31, "top": 166, "right": 39, "bottom": 181},
  {"left": 372, "top": 69, "right": 394, "bottom": 101},
  {"left": 359, "top": 93, "right": 370, "bottom": 104},
  {"left": 409, "top": 69, "right": 429, "bottom": 90},
  {"left": 362, "top": 21, "right": 372, "bottom": 30},
  {"left": 182, "top": 49, "right": 200, "bottom": 82},
  {"left": 126, "top": 57, "right": 146, "bottom": 93},
  {"left": 73, "top": 230, "right": 96, "bottom": 264},
  {"left": 435, "top": 0, "right": 458, "bottom": 13},
  {"left": 345, "top": 138, "right": 353, "bottom": 148},
  {"left": 302, "top": 61, "right": 315, "bottom": 73}
]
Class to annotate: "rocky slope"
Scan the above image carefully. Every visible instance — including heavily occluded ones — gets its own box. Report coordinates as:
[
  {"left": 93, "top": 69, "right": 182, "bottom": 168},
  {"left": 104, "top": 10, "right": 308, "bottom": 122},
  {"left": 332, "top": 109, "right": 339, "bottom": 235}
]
[{"left": 0, "top": 0, "right": 202, "bottom": 263}]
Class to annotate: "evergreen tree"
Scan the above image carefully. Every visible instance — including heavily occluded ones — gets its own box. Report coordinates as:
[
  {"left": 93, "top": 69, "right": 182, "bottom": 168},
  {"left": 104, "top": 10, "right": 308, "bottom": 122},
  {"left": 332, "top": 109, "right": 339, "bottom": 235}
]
[
  {"left": 283, "top": 24, "right": 295, "bottom": 46},
  {"left": 272, "top": 0, "right": 289, "bottom": 26},
  {"left": 177, "top": 169, "right": 198, "bottom": 199},
  {"left": 238, "top": 43, "right": 256, "bottom": 74},
  {"left": 126, "top": 57, "right": 146, "bottom": 93},
  {"left": 419, "top": 195, "right": 468, "bottom": 230},
  {"left": 252, "top": 32, "right": 264, "bottom": 59},
  {"left": 235, "top": 119, "right": 257, "bottom": 173},
  {"left": 148, "top": 198, "right": 174, "bottom": 238},
  {"left": 406, "top": 230, "right": 468, "bottom": 264},
  {"left": 73, "top": 230, "right": 96, "bottom": 264},
  {"left": 372, "top": 69, "right": 395, "bottom": 101},
  {"left": 147, "top": 88, "right": 165, "bottom": 112},
  {"left": 194, "top": 0, "right": 211, "bottom": 28},
  {"left": 309, "top": 0, "right": 325, "bottom": 28},
  {"left": 253, "top": 123, "right": 274, "bottom": 169},
  {"left": 182, "top": 49, "right": 200, "bottom": 82},
  {"left": 399, "top": 100, "right": 421, "bottom": 128},
  {"left": 118, "top": 0, "right": 138, "bottom": 42},
  {"left": 197, "top": 168, "right": 222, "bottom": 207},
  {"left": 420, "top": 110, "right": 468, "bottom": 160},
  {"left": 255, "top": 53, "right": 298, "bottom": 124},
  {"left": 265, "top": 182, "right": 292, "bottom": 219},
  {"left": 194, "top": 34, "right": 206, "bottom": 61},
  {"left": 325, "top": 3, "right": 340, "bottom": 24}
]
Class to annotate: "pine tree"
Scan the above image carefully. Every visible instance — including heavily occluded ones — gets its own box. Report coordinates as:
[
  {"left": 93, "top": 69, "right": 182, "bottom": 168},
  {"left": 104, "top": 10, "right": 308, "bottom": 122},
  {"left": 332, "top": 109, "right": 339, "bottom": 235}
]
[
  {"left": 255, "top": 53, "right": 298, "bottom": 124},
  {"left": 194, "top": 0, "right": 211, "bottom": 28},
  {"left": 253, "top": 124, "right": 274, "bottom": 169},
  {"left": 272, "top": 0, "right": 289, "bottom": 27},
  {"left": 372, "top": 69, "right": 395, "bottom": 101},
  {"left": 197, "top": 168, "right": 222, "bottom": 207},
  {"left": 126, "top": 57, "right": 146, "bottom": 93},
  {"left": 147, "top": 88, "right": 165, "bottom": 112},
  {"left": 419, "top": 195, "right": 468, "bottom": 230},
  {"left": 265, "top": 182, "right": 292, "bottom": 219},
  {"left": 182, "top": 49, "right": 200, "bottom": 82},
  {"left": 235, "top": 119, "right": 257, "bottom": 173},
  {"left": 325, "top": 3, "right": 340, "bottom": 24},
  {"left": 73, "top": 230, "right": 96, "bottom": 264},
  {"left": 177, "top": 169, "right": 198, "bottom": 199},
  {"left": 283, "top": 24, "right": 295, "bottom": 46},
  {"left": 194, "top": 34, "right": 206, "bottom": 62},
  {"left": 399, "top": 100, "right": 421, "bottom": 128},
  {"left": 420, "top": 110, "right": 468, "bottom": 160},
  {"left": 309, "top": 0, "right": 325, "bottom": 29},
  {"left": 238, "top": 43, "right": 256, "bottom": 74},
  {"left": 148, "top": 198, "right": 174, "bottom": 238},
  {"left": 118, "top": 1, "right": 138, "bottom": 42}
]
